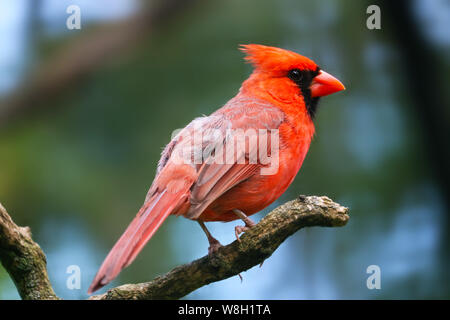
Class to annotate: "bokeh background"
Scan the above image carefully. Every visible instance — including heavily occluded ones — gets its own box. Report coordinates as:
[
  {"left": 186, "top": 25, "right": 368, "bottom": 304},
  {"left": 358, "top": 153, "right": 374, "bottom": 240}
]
[{"left": 0, "top": 0, "right": 449, "bottom": 299}]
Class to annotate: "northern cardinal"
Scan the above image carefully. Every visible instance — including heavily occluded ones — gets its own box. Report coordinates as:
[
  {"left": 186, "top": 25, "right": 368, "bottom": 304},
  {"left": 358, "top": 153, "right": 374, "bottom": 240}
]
[{"left": 88, "top": 44, "right": 345, "bottom": 294}]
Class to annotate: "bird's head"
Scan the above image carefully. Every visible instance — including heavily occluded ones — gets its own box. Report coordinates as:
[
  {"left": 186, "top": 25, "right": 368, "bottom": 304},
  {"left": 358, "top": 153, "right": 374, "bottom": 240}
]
[{"left": 240, "top": 44, "right": 345, "bottom": 119}]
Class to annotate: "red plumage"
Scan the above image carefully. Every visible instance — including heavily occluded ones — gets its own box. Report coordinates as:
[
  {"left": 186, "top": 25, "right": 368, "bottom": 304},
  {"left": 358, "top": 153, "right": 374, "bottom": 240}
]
[{"left": 88, "top": 44, "right": 345, "bottom": 294}]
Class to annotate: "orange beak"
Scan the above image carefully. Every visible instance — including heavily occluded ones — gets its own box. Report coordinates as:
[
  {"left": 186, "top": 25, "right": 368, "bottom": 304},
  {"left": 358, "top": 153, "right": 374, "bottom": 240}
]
[{"left": 310, "top": 70, "right": 345, "bottom": 97}]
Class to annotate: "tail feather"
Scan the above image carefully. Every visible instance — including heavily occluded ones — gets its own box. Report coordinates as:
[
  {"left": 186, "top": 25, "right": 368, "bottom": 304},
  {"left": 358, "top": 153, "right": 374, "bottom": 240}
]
[{"left": 88, "top": 189, "right": 184, "bottom": 294}]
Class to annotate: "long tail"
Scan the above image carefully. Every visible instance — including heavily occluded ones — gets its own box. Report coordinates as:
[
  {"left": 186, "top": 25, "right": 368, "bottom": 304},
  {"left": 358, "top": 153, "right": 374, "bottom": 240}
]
[{"left": 88, "top": 189, "right": 184, "bottom": 294}]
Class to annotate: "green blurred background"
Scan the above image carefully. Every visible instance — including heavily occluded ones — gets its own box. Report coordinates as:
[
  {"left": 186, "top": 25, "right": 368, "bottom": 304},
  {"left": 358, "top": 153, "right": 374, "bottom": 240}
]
[{"left": 0, "top": 0, "right": 449, "bottom": 299}]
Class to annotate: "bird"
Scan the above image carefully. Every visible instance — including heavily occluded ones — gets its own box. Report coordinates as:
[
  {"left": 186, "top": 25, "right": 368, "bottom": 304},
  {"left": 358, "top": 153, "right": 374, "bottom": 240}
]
[{"left": 88, "top": 44, "right": 345, "bottom": 294}]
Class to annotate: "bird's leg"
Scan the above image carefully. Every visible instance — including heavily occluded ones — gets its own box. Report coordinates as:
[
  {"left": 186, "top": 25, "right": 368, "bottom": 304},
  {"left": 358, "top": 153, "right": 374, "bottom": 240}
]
[
  {"left": 197, "top": 221, "right": 223, "bottom": 255},
  {"left": 233, "top": 209, "right": 256, "bottom": 242}
]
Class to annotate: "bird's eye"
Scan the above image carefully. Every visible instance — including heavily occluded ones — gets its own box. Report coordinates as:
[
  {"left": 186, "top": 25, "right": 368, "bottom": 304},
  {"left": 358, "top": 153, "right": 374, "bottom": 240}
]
[{"left": 288, "top": 69, "right": 303, "bottom": 83}]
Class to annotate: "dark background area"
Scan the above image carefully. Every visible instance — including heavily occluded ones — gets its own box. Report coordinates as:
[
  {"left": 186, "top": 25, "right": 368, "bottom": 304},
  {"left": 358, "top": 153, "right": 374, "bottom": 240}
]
[{"left": 0, "top": 0, "right": 449, "bottom": 299}]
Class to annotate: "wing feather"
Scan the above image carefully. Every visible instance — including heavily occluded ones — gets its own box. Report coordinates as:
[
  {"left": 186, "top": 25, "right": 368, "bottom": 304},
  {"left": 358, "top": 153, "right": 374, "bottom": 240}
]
[{"left": 153, "top": 97, "right": 284, "bottom": 219}]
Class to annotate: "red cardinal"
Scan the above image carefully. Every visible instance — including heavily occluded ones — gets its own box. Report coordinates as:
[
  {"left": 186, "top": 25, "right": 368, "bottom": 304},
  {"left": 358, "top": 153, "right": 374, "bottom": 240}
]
[{"left": 88, "top": 44, "right": 345, "bottom": 294}]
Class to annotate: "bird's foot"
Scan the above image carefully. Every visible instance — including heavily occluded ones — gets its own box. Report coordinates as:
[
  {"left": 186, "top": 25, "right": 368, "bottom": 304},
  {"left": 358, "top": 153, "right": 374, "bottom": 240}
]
[
  {"left": 208, "top": 237, "right": 223, "bottom": 255},
  {"left": 234, "top": 223, "right": 255, "bottom": 242},
  {"left": 232, "top": 209, "right": 256, "bottom": 242}
]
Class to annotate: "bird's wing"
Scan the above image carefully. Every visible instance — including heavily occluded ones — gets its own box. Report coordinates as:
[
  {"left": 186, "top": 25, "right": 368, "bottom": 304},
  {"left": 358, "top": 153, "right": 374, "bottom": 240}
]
[
  {"left": 156, "top": 97, "right": 285, "bottom": 219},
  {"left": 88, "top": 98, "right": 283, "bottom": 293}
]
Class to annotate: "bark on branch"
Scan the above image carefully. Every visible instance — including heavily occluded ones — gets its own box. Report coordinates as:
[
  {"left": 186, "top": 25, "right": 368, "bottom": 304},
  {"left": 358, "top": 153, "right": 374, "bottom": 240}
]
[
  {"left": 0, "top": 203, "right": 58, "bottom": 299},
  {"left": 0, "top": 196, "right": 349, "bottom": 300}
]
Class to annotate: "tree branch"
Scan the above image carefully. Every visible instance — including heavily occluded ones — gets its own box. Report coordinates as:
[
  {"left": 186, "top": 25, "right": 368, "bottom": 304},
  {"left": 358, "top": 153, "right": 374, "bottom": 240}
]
[
  {"left": 0, "top": 203, "right": 58, "bottom": 299},
  {"left": 0, "top": 196, "right": 349, "bottom": 300},
  {"left": 91, "top": 195, "right": 349, "bottom": 300}
]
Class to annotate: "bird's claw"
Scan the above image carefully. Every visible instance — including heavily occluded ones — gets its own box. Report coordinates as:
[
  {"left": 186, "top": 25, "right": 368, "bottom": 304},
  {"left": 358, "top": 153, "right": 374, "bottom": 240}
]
[
  {"left": 235, "top": 225, "right": 253, "bottom": 242},
  {"left": 232, "top": 209, "right": 256, "bottom": 242}
]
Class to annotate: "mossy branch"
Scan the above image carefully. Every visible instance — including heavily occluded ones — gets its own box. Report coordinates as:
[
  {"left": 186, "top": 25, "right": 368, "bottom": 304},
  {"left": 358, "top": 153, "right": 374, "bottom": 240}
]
[{"left": 0, "top": 196, "right": 349, "bottom": 300}]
